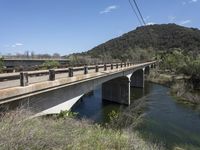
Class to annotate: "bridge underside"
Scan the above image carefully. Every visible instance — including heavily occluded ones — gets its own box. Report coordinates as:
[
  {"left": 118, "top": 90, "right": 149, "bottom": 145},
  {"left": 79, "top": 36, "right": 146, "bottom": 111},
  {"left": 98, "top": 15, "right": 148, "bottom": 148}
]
[
  {"left": 102, "top": 76, "right": 130, "bottom": 105},
  {"left": 131, "top": 69, "right": 144, "bottom": 88}
]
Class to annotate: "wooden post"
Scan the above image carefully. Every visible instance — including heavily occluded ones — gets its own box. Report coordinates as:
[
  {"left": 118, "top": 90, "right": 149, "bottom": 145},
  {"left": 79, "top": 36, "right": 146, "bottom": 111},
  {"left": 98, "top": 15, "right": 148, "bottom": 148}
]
[
  {"left": 116, "top": 63, "right": 118, "bottom": 68},
  {"left": 121, "top": 63, "right": 123, "bottom": 68},
  {"left": 104, "top": 64, "right": 107, "bottom": 71},
  {"left": 84, "top": 65, "right": 88, "bottom": 74},
  {"left": 111, "top": 64, "right": 113, "bottom": 70},
  {"left": 49, "top": 69, "right": 55, "bottom": 81},
  {"left": 20, "top": 72, "right": 29, "bottom": 86},
  {"left": 95, "top": 65, "right": 99, "bottom": 72},
  {"left": 68, "top": 67, "right": 73, "bottom": 77}
]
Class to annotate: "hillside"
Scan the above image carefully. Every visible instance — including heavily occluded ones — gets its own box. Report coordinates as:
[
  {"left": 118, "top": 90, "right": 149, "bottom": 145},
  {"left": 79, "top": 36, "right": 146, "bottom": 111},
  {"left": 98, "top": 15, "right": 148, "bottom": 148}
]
[{"left": 81, "top": 24, "right": 200, "bottom": 62}]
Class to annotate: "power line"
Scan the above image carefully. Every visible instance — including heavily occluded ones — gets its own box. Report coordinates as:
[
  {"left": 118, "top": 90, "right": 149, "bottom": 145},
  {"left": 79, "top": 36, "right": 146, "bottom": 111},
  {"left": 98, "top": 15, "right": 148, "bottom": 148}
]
[
  {"left": 131, "top": 0, "right": 146, "bottom": 25},
  {"left": 128, "top": 0, "right": 158, "bottom": 59},
  {"left": 128, "top": 0, "right": 143, "bottom": 26}
]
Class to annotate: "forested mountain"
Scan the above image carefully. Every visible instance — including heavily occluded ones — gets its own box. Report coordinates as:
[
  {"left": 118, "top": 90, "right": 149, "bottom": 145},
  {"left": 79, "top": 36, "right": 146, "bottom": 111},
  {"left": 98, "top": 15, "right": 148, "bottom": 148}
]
[{"left": 79, "top": 24, "right": 200, "bottom": 61}]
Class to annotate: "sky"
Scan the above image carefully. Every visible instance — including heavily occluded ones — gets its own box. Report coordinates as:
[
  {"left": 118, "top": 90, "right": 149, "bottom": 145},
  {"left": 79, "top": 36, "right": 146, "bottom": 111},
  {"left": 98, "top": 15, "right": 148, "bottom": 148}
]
[{"left": 0, "top": 0, "right": 200, "bottom": 56}]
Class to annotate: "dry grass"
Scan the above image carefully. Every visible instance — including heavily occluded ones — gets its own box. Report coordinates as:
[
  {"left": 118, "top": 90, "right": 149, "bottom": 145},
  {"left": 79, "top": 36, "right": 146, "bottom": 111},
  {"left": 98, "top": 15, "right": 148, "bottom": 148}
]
[
  {"left": 171, "top": 81, "right": 200, "bottom": 104},
  {"left": 0, "top": 109, "right": 164, "bottom": 150}
]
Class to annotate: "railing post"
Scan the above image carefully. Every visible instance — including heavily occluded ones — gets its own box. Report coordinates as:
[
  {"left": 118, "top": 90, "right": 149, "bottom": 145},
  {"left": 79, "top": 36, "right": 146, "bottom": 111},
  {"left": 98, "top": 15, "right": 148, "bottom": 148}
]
[
  {"left": 124, "top": 62, "right": 127, "bottom": 67},
  {"left": 104, "top": 64, "right": 107, "bottom": 71},
  {"left": 95, "top": 65, "right": 99, "bottom": 72},
  {"left": 121, "top": 63, "right": 123, "bottom": 68},
  {"left": 68, "top": 67, "right": 73, "bottom": 77},
  {"left": 111, "top": 64, "right": 113, "bottom": 70},
  {"left": 116, "top": 63, "right": 118, "bottom": 69},
  {"left": 84, "top": 65, "right": 88, "bottom": 74},
  {"left": 49, "top": 69, "right": 55, "bottom": 81},
  {"left": 20, "top": 72, "right": 29, "bottom": 86}
]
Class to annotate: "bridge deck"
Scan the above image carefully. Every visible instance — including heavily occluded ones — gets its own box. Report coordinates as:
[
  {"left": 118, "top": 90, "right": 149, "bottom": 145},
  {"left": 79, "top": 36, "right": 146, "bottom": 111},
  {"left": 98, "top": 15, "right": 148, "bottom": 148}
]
[
  {"left": 0, "top": 61, "right": 156, "bottom": 104},
  {"left": 0, "top": 67, "right": 107, "bottom": 89}
]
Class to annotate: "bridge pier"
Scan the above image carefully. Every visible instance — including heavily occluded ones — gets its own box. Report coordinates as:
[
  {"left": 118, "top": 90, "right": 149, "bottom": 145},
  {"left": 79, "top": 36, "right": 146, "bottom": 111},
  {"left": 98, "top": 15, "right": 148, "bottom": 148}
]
[
  {"left": 130, "top": 69, "right": 145, "bottom": 88},
  {"left": 144, "top": 66, "right": 150, "bottom": 75},
  {"left": 102, "top": 76, "right": 130, "bottom": 105}
]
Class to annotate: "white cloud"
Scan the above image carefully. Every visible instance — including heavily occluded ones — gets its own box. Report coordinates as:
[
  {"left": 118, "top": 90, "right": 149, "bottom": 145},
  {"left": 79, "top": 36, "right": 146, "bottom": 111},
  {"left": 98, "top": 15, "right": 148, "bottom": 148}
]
[
  {"left": 168, "top": 16, "right": 176, "bottom": 22},
  {"left": 11, "top": 43, "right": 24, "bottom": 47},
  {"left": 183, "top": 0, "right": 198, "bottom": 5},
  {"left": 100, "top": 5, "right": 118, "bottom": 14},
  {"left": 190, "top": 0, "right": 198, "bottom": 2},
  {"left": 146, "top": 22, "right": 155, "bottom": 25},
  {"left": 179, "top": 20, "right": 191, "bottom": 25}
]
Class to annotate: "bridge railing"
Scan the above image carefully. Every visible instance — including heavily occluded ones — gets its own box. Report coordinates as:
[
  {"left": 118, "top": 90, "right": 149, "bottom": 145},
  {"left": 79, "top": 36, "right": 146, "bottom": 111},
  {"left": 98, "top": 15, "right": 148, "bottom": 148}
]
[{"left": 0, "top": 62, "right": 136, "bottom": 86}]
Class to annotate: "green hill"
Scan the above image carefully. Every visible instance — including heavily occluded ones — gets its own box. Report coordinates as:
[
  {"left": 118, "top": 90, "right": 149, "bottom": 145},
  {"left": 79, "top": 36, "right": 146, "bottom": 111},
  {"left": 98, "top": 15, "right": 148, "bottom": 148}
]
[{"left": 82, "top": 24, "right": 200, "bottom": 62}]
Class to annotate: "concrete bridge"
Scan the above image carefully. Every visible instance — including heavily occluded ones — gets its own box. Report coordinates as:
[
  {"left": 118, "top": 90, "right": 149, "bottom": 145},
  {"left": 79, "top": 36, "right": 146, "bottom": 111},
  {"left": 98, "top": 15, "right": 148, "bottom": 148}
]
[
  {"left": 0, "top": 61, "right": 156, "bottom": 116},
  {"left": 3, "top": 58, "right": 69, "bottom": 70}
]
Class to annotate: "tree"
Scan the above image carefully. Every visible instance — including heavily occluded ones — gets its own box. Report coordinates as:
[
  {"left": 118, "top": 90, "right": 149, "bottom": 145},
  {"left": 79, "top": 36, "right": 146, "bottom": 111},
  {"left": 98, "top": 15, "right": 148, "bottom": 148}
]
[{"left": 0, "top": 57, "right": 4, "bottom": 73}]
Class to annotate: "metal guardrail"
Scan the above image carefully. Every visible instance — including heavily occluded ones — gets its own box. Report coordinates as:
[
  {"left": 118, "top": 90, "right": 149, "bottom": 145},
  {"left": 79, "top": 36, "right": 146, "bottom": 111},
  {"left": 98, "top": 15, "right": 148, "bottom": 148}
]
[{"left": 0, "top": 62, "right": 134, "bottom": 86}]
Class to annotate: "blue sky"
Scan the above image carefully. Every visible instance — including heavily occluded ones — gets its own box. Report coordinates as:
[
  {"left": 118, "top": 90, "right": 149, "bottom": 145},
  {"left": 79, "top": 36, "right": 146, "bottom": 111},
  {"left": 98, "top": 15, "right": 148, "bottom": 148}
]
[{"left": 0, "top": 0, "right": 199, "bottom": 55}]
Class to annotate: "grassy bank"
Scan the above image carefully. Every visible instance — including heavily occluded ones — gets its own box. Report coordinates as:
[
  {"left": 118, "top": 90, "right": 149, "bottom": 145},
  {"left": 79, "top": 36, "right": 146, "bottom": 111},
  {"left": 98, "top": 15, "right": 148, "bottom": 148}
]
[
  {"left": 0, "top": 109, "right": 163, "bottom": 150},
  {"left": 147, "top": 69, "right": 200, "bottom": 105}
]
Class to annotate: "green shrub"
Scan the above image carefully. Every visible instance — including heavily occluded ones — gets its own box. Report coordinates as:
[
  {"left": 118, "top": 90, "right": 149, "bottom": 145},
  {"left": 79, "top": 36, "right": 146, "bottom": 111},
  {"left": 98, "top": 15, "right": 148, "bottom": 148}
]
[
  {"left": 0, "top": 57, "right": 4, "bottom": 73},
  {"left": 41, "top": 60, "right": 60, "bottom": 69}
]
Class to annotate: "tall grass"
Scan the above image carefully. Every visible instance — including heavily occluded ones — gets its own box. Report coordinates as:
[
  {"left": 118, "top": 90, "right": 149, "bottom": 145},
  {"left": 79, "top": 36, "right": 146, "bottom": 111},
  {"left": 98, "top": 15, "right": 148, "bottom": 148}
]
[
  {"left": 0, "top": 109, "right": 163, "bottom": 150},
  {"left": 171, "top": 81, "right": 200, "bottom": 104}
]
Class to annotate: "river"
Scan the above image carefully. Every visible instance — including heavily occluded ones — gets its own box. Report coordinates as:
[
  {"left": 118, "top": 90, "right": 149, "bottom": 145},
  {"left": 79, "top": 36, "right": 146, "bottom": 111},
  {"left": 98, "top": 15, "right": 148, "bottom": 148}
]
[{"left": 71, "top": 82, "right": 200, "bottom": 149}]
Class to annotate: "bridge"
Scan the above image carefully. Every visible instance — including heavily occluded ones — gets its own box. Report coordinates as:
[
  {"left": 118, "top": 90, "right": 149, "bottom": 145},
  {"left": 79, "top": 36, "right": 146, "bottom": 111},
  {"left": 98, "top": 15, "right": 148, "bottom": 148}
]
[
  {"left": 2, "top": 58, "right": 70, "bottom": 70},
  {"left": 0, "top": 61, "right": 156, "bottom": 116}
]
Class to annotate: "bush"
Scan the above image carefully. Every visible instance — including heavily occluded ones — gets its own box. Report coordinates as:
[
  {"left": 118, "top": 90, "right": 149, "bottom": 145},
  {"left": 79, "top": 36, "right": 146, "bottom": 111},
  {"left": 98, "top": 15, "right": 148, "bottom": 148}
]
[
  {"left": 41, "top": 60, "right": 60, "bottom": 69},
  {"left": 0, "top": 57, "right": 4, "bottom": 73},
  {"left": 0, "top": 109, "right": 164, "bottom": 150},
  {"left": 160, "top": 49, "right": 188, "bottom": 72}
]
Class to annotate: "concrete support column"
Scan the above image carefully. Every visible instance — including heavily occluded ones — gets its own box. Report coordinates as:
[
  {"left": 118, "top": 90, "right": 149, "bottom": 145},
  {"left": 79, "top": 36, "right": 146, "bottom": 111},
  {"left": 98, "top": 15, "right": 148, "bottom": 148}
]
[
  {"left": 68, "top": 67, "right": 73, "bottom": 77},
  {"left": 152, "top": 63, "right": 156, "bottom": 68},
  {"left": 130, "top": 69, "right": 144, "bottom": 88},
  {"left": 102, "top": 77, "right": 130, "bottom": 105},
  {"left": 49, "top": 69, "right": 55, "bottom": 81},
  {"left": 20, "top": 72, "right": 29, "bottom": 86},
  {"left": 145, "top": 66, "right": 150, "bottom": 75}
]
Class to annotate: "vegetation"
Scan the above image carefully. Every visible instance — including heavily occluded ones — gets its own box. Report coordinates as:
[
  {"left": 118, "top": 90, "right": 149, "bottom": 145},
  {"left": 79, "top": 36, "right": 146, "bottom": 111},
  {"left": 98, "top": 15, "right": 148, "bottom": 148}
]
[
  {"left": 71, "top": 24, "right": 200, "bottom": 62},
  {"left": 0, "top": 109, "right": 163, "bottom": 150},
  {"left": 148, "top": 48, "right": 200, "bottom": 104},
  {"left": 159, "top": 49, "right": 200, "bottom": 89},
  {"left": 108, "top": 97, "right": 147, "bottom": 130},
  {"left": 41, "top": 60, "right": 60, "bottom": 69},
  {"left": 0, "top": 57, "right": 4, "bottom": 73}
]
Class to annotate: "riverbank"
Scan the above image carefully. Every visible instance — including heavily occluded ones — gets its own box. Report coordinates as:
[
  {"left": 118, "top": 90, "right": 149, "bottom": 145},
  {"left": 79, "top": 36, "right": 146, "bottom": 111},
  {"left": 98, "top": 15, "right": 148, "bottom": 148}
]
[
  {"left": 147, "top": 69, "right": 200, "bottom": 105},
  {"left": 0, "top": 109, "right": 163, "bottom": 150}
]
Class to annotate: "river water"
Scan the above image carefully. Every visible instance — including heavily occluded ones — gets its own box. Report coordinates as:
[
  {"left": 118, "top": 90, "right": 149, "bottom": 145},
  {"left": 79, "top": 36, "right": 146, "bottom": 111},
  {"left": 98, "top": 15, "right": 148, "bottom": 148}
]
[{"left": 71, "top": 82, "right": 200, "bottom": 149}]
